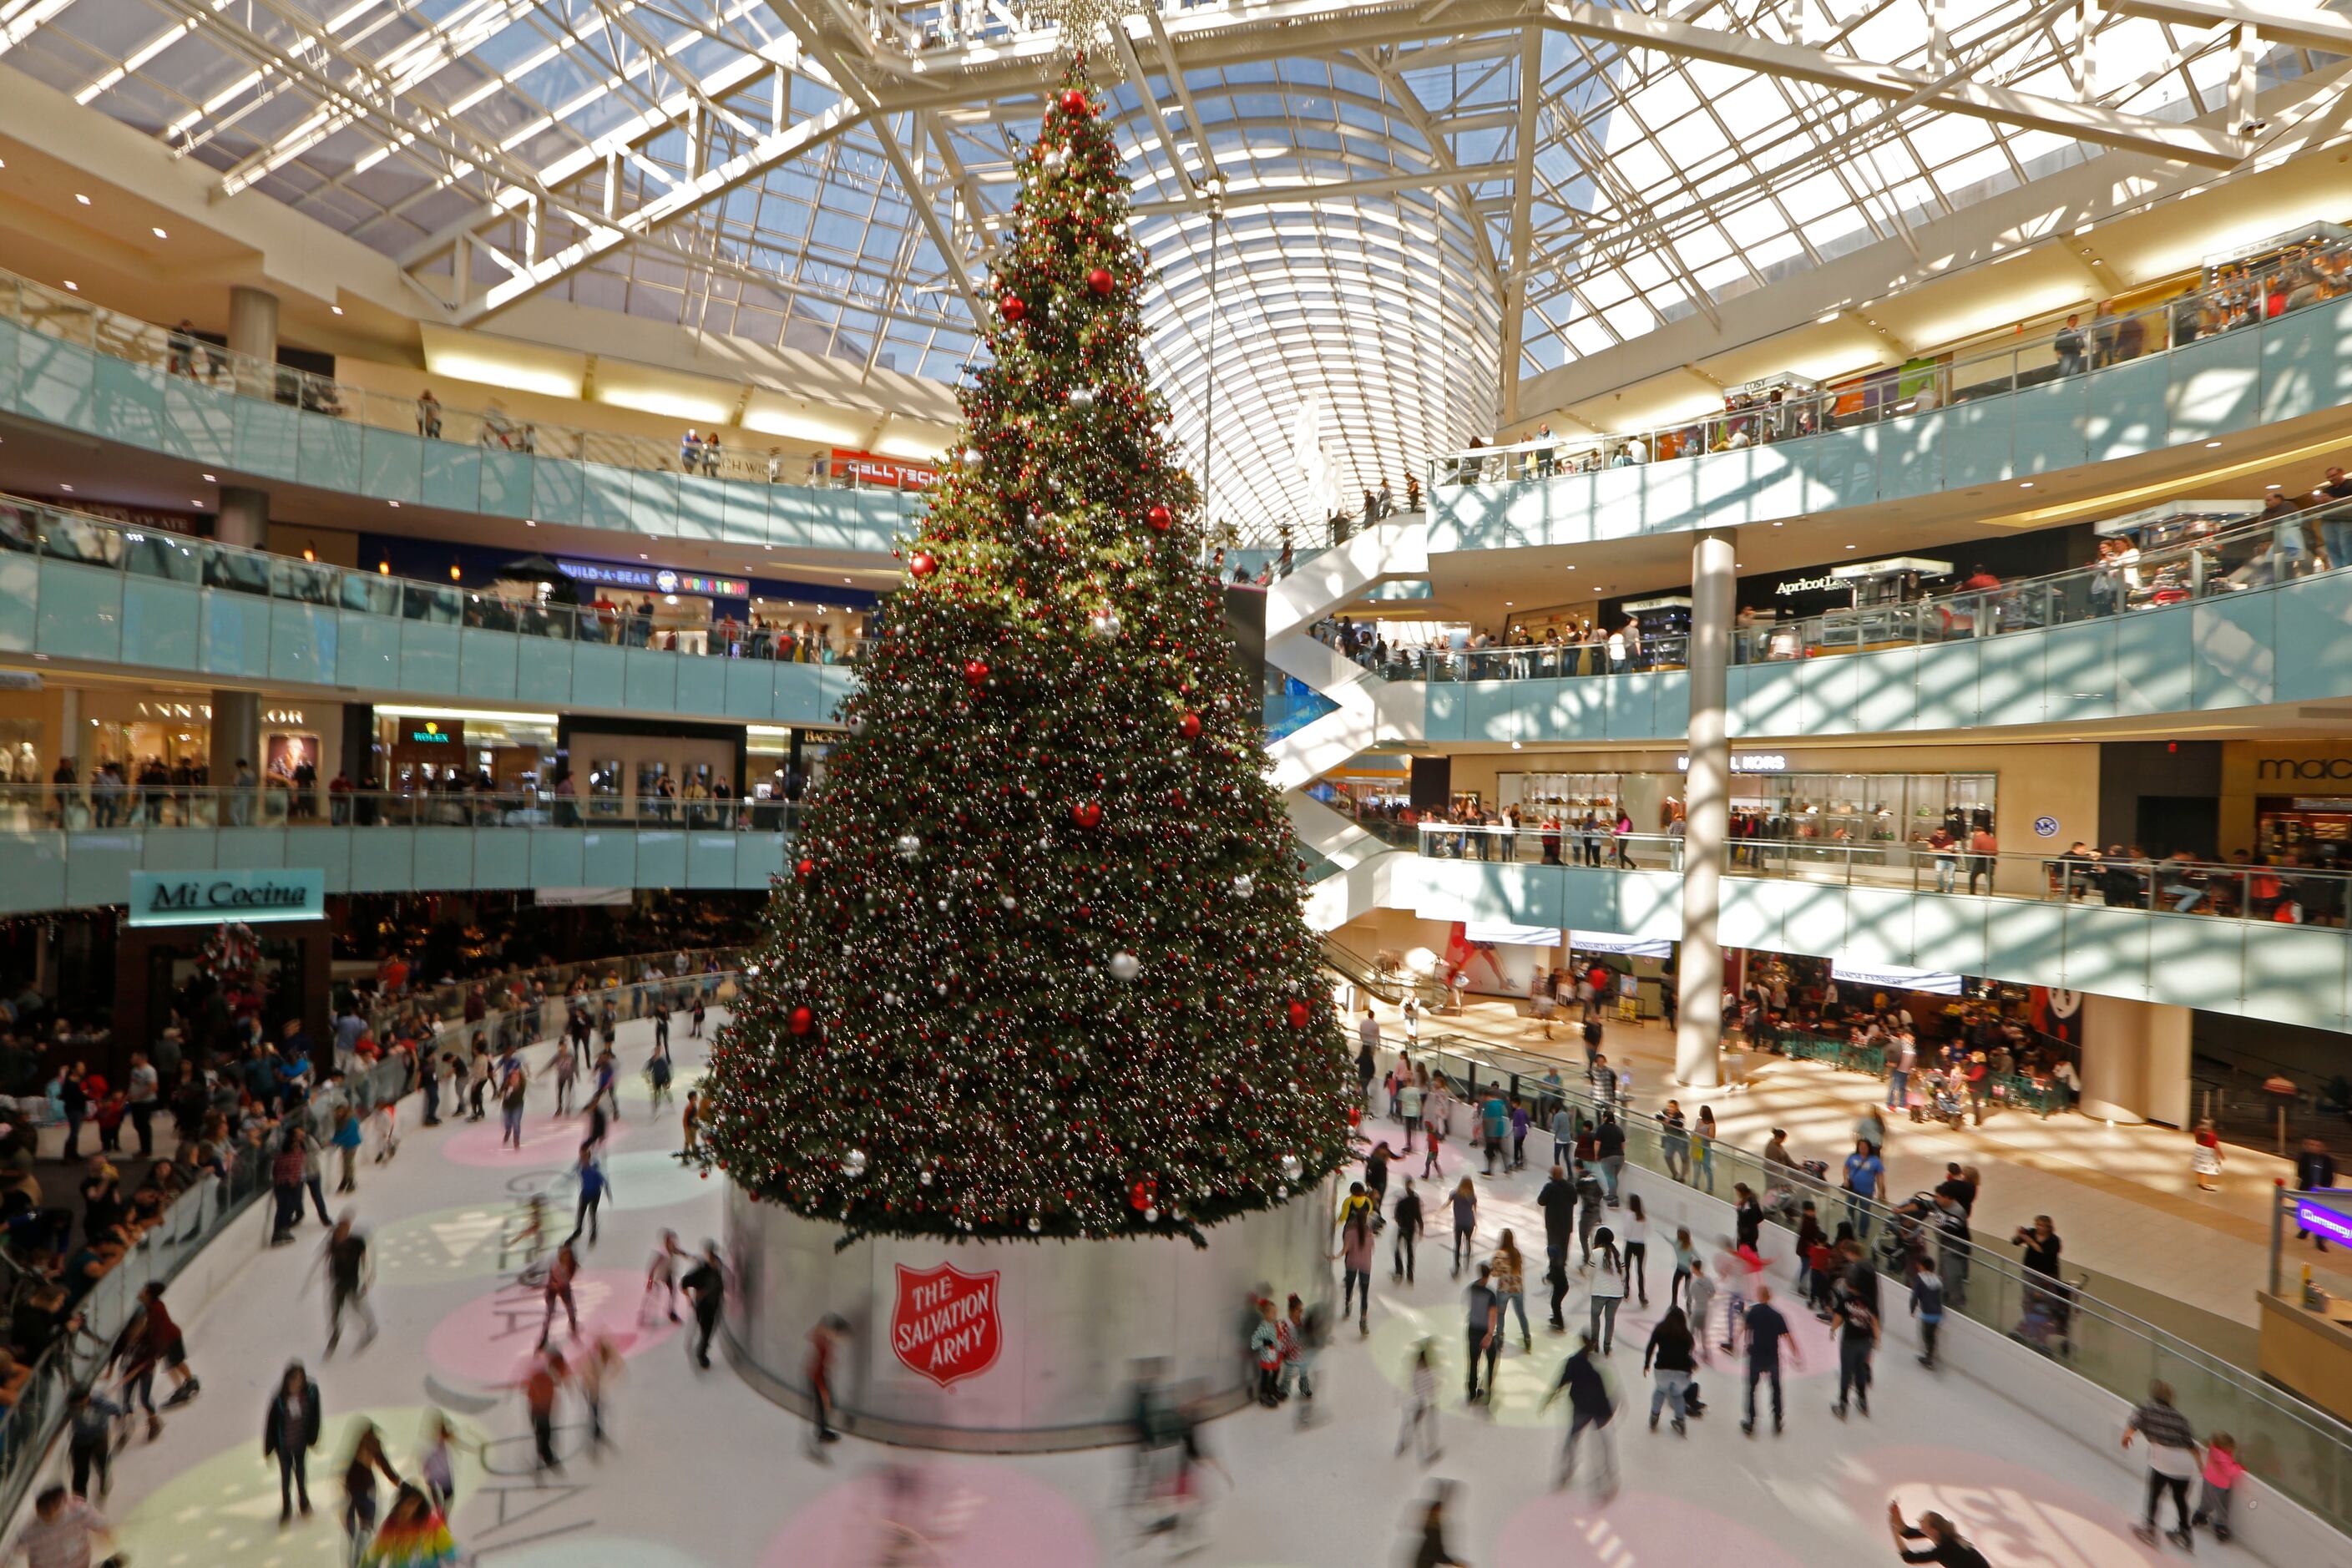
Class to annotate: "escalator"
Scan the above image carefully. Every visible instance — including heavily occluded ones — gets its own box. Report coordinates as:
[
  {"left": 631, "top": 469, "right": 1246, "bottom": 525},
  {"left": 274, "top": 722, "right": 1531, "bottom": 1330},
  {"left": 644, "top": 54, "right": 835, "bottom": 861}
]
[{"left": 1321, "top": 934, "right": 1443, "bottom": 1009}]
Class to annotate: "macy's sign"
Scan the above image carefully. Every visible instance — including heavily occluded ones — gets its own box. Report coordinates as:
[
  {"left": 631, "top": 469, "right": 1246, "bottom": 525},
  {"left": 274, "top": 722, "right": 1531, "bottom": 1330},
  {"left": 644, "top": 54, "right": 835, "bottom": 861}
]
[{"left": 2256, "top": 757, "right": 2352, "bottom": 781}]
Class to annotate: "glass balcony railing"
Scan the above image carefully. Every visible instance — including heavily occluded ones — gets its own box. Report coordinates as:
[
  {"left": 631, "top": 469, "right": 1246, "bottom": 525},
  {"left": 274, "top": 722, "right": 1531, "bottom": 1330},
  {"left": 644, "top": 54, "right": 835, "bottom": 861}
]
[
  {"left": 0, "top": 785, "right": 806, "bottom": 834},
  {"left": 4, "top": 493, "right": 867, "bottom": 664},
  {"left": 1398, "top": 1029, "right": 2352, "bottom": 1532},
  {"left": 1, "top": 268, "right": 909, "bottom": 490},
  {"left": 1403, "top": 826, "right": 2352, "bottom": 927},
  {"left": 1437, "top": 239, "right": 2352, "bottom": 486},
  {"left": 1326, "top": 498, "right": 2351, "bottom": 685}
]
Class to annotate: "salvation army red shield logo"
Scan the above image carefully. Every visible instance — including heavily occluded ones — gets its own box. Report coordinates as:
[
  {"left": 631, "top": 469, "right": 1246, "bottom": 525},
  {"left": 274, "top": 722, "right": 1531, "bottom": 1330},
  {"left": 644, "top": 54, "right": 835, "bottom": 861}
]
[{"left": 890, "top": 1262, "right": 1002, "bottom": 1388}]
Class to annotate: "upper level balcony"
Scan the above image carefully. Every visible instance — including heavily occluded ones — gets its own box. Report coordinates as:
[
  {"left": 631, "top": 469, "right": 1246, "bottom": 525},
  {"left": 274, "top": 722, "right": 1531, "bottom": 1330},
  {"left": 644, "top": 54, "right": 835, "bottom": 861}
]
[
  {"left": 1328, "top": 827, "right": 2352, "bottom": 1035},
  {"left": 1, "top": 497, "right": 860, "bottom": 724},
  {"left": 1430, "top": 266, "right": 2352, "bottom": 552},
  {"left": 1302, "top": 501, "right": 2352, "bottom": 749},
  {"left": 0, "top": 271, "right": 921, "bottom": 558}
]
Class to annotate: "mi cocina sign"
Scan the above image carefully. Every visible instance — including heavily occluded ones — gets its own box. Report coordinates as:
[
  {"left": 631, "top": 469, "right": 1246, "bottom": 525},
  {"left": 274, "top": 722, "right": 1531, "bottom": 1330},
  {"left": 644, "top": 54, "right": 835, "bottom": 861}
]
[
  {"left": 127, "top": 868, "right": 324, "bottom": 928},
  {"left": 891, "top": 1262, "right": 1002, "bottom": 1388}
]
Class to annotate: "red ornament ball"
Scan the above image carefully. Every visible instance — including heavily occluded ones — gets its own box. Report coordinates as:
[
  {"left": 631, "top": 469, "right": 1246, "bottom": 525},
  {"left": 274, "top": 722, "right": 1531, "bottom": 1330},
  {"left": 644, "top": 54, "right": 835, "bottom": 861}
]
[
  {"left": 1060, "top": 88, "right": 1091, "bottom": 119},
  {"left": 1072, "top": 800, "right": 1104, "bottom": 829},
  {"left": 1146, "top": 503, "right": 1173, "bottom": 531},
  {"left": 1287, "top": 999, "right": 1311, "bottom": 1029},
  {"left": 1086, "top": 267, "right": 1114, "bottom": 296},
  {"left": 999, "top": 294, "right": 1027, "bottom": 324},
  {"left": 909, "top": 550, "right": 938, "bottom": 579},
  {"left": 1178, "top": 711, "right": 1203, "bottom": 740},
  {"left": 789, "top": 1005, "right": 815, "bottom": 1035},
  {"left": 963, "top": 658, "right": 991, "bottom": 686},
  {"left": 795, "top": 857, "right": 815, "bottom": 878}
]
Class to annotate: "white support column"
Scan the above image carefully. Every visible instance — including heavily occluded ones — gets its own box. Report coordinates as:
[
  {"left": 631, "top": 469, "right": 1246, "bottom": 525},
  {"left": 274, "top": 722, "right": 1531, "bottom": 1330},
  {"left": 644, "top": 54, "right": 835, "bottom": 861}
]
[
  {"left": 216, "top": 286, "right": 276, "bottom": 802},
  {"left": 1676, "top": 526, "right": 1737, "bottom": 1086}
]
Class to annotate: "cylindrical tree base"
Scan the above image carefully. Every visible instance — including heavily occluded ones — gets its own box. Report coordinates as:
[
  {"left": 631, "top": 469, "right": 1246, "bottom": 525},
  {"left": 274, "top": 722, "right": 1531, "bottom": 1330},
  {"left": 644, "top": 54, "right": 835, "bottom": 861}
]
[{"left": 719, "top": 1177, "right": 1336, "bottom": 1452}]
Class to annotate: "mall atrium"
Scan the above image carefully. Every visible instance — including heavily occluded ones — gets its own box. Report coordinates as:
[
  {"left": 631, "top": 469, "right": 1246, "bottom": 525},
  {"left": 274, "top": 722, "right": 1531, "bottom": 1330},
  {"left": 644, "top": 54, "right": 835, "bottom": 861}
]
[{"left": 0, "top": 0, "right": 2348, "bottom": 1563}]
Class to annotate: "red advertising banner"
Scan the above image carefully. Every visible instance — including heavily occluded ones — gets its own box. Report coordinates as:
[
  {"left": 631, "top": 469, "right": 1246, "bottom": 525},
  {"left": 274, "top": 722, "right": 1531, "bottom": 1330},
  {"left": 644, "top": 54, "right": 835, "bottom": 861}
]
[
  {"left": 890, "top": 1261, "right": 1002, "bottom": 1388},
  {"left": 830, "top": 448, "right": 940, "bottom": 490}
]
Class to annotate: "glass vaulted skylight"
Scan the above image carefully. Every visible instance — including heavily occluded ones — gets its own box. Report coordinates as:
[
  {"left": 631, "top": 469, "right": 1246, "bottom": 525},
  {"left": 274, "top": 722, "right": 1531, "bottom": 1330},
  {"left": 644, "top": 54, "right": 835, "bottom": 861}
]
[{"left": 0, "top": 0, "right": 2330, "bottom": 539}]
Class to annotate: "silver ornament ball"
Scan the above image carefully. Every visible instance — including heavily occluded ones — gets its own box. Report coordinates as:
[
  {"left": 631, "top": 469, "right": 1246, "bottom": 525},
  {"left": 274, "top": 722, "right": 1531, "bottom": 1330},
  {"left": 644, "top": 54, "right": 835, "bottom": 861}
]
[
  {"left": 1280, "top": 1154, "right": 1303, "bottom": 1182},
  {"left": 842, "top": 1148, "right": 868, "bottom": 1178},
  {"left": 1108, "top": 951, "right": 1141, "bottom": 983},
  {"left": 1067, "top": 386, "right": 1095, "bottom": 412},
  {"left": 1090, "top": 610, "right": 1121, "bottom": 640},
  {"left": 1231, "top": 873, "right": 1256, "bottom": 898},
  {"left": 895, "top": 833, "right": 922, "bottom": 861},
  {"left": 1027, "top": 1215, "right": 1043, "bottom": 1234}
]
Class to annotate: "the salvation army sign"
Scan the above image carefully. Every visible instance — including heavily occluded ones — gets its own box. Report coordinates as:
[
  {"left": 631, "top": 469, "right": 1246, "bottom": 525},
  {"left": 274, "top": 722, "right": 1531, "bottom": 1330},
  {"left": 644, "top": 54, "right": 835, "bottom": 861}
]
[{"left": 891, "top": 1262, "right": 1003, "bottom": 1388}]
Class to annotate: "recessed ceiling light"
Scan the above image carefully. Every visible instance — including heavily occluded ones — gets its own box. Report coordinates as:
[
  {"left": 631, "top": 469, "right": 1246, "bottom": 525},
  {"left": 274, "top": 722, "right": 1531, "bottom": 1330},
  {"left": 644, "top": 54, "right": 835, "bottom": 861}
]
[
  {"left": 58, "top": 483, "right": 73, "bottom": 493},
  {"left": 1771, "top": 520, "right": 1783, "bottom": 528},
  {"left": 201, "top": 473, "right": 215, "bottom": 482},
  {"left": 2091, "top": 260, "right": 2103, "bottom": 266},
  {"left": 73, "top": 193, "right": 89, "bottom": 205},
  {"left": 190, "top": 498, "right": 200, "bottom": 506},
  {"left": 2020, "top": 482, "right": 2034, "bottom": 488},
  {"left": 331, "top": 306, "right": 344, "bottom": 316},
  {"left": 525, "top": 519, "right": 536, "bottom": 527},
  {"left": 388, "top": 500, "right": 400, "bottom": 508},
  {"left": 640, "top": 554, "right": 649, "bottom": 559},
  {"left": 1844, "top": 544, "right": 1857, "bottom": 549},
  {"left": 1816, "top": 311, "right": 1839, "bottom": 325},
  {"left": 843, "top": 577, "right": 852, "bottom": 584},
  {"left": 62, "top": 281, "right": 77, "bottom": 291},
  {"left": 150, "top": 226, "right": 167, "bottom": 240},
  {"left": 2268, "top": 483, "right": 2284, "bottom": 490},
  {"left": 2204, "top": 440, "right": 2221, "bottom": 448},
  {"left": 1565, "top": 564, "right": 1576, "bottom": 571}
]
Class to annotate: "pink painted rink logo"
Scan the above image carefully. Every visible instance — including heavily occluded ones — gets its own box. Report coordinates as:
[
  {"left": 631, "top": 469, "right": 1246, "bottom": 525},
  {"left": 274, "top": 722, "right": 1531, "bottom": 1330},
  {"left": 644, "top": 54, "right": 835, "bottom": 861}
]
[{"left": 891, "top": 1262, "right": 1003, "bottom": 1389}]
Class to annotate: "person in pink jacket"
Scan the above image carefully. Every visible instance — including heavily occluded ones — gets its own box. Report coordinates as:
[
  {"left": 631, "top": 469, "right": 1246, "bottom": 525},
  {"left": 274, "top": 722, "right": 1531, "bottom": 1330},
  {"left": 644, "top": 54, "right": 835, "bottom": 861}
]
[{"left": 2194, "top": 1433, "right": 2244, "bottom": 1541}]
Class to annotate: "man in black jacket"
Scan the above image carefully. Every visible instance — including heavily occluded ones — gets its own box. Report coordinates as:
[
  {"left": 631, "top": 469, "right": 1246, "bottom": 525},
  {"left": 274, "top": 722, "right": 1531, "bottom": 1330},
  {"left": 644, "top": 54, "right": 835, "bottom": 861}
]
[
  {"left": 1535, "top": 1165, "right": 1577, "bottom": 1327},
  {"left": 1393, "top": 1181, "right": 1423, "bottom": 1282}
]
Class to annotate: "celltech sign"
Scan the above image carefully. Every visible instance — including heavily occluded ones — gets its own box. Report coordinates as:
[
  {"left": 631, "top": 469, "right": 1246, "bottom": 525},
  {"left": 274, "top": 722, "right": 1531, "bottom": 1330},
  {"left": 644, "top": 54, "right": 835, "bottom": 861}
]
[{"left": 128, "top": 869, "right": 325, "bottom": 928}]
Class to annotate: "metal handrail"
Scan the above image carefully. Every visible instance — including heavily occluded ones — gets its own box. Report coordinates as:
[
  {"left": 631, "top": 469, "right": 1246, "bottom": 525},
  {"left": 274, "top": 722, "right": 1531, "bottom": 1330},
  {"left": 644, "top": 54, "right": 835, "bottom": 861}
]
[
  {"left": 3, "top": 268, "right": 928, "bottom": 492},
  {"left": 1329, "top": 495, "right": 2352, "bottom": 685},
  {"left": 1436, "top": 240, "right": 2352, "bottom": 485},
  {"left": 3, "top": 494, "right": 870, "bottom": 664},
  {"left": 1394, "top": 1029, "right": 2352, "bottom": 1528},
  {"left": 1404, "top": 827, "right": 2352, "bottom": 926},
  {"left": 0, "top": 783, "right": 807, "bottom": 833}
]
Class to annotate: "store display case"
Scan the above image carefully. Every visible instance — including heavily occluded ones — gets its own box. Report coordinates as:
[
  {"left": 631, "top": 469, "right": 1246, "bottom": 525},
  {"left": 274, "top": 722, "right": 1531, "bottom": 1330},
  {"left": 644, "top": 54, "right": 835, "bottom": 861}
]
[
  {"left": 1621, "top": 595, "right": 1691, "bottom": 669},
  {"left": 1818, "top": 557, "right": 1950, "bottom": 650}
]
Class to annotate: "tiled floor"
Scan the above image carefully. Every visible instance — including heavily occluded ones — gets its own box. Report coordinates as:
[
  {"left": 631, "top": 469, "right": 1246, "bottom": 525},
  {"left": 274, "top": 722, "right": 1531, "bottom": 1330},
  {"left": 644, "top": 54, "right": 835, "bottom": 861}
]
[
  {"left": 53, "top": 1009, "right": 2303, "bottom": 1567},
  {"left": 1393, "top": 997, "right": 2352, "bottom": 1335}
]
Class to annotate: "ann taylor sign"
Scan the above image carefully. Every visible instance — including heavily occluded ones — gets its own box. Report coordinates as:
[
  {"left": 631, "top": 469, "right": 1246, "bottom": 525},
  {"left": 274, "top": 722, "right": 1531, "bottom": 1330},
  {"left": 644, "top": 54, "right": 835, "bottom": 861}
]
[{"left": 128, "top": 869, "right": 325, "bottom": 928}]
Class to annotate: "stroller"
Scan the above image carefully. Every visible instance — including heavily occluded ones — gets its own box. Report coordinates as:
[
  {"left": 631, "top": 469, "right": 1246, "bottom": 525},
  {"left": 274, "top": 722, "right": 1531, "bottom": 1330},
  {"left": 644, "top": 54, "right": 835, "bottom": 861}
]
[
  {"left": 2011, "top": 1273, "right": 2081, "bottom": 1360},
  {"left": 1923, "top": 1073, "right": 1966, "bottom": 1129}
]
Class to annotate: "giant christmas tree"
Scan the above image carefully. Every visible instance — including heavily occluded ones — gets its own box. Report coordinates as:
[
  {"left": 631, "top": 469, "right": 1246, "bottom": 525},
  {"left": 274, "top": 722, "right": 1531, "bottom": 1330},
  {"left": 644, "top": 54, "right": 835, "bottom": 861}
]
[{"left": 699, "top": 64, "right": 1355, "bottom": 1247}]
